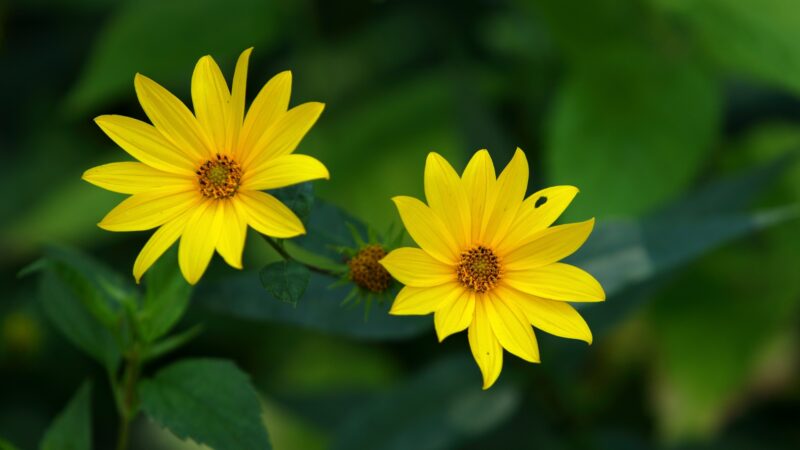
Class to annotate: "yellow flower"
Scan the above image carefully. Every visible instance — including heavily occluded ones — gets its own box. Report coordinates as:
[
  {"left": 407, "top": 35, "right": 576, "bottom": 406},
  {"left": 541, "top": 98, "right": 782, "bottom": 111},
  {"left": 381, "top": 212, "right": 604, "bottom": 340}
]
[
  {"left": 380, "top": 149, "right": 605, "bottom": 389},
  {"left": 83, "top": 49, "right": 328, "bottom": 285}
]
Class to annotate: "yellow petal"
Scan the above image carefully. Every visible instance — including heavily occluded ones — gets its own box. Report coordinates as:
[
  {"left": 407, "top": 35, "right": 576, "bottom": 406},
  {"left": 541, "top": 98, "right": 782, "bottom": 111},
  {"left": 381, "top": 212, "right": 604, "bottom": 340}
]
[
  {"left": 178, "top": 200, "right": 224, "bottom": 285},
  {"left": 191, "top": 55, "right": 231, "bottom": 153},
  {"left": 228, "top": 48, "right": 252, "bottom": 156},
  {"left": 503, "top": 263, "right": 605, "bottom": 302},
  {"left": 502, "top": 218, "right": 595, "bottom": 271},
  {"left": 379, "top": 247, "right": 455, "bottom": 288},
  {"left": 434, "top": 289, "right": 474, "bottom": 342},
  {"left": 388, "top": 281, "right": 463, "bottom": 315},
  {"left": 236, "top": 190, "right": 305, "bottom": 238},
  {"left": 133, "top": 213, "right": 190, "bottom": 283},
  {"left": 485, "top": 148, "right": 528, "bottom": 248},
  {"left": 98, "top": 188, "right": 200, "bottom": 232},
  {"left": 424, "top": 152, "right": 471, "bottom": 249},
  {"left": 243, "top": 102, "right": 325, "bottom": 169},
  {"left": 94, "top": 115, "right": 196, "bottom": 174},
  {"left": 461, "top": 149, "right": 496, "bottom": 243},
  {"left": 134, "top": 73, "right": 212, "bottom": 162},
  {"left": 83, "top": 162, "right": 193, "bottom": 194},
  {"left": 238, "top": 71, "right": 291, "bottom": 161},
  {"left": 216, "top": 199, "right": 247, "bottom": 269},
  {"left": 391, "top": 196, "right": 460, "bottom": 264},
  {"left": 499, "top": 285, "right": 593, "bottom": 344},
  {"left": 241, "top": 154, "right": 329, "bottom": 191},
  {"left": 468, "top": 298, "right": 504, "bottom": 389},
  {"left": 497, "top": 186, "right": 579, "bottom": 255},
  {"left": 484, "top": 291, "right": 540, "bottom": 362}
]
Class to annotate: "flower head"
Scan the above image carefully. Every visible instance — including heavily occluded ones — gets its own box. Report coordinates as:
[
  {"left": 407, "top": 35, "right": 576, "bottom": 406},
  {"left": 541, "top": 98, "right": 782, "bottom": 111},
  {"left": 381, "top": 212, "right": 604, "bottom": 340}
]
[
  {"left": 380, "top": 149, "right": 605, "bottom": 389},
  {"left": 83, "top": 48, "right": 329, "bottom": 284}
]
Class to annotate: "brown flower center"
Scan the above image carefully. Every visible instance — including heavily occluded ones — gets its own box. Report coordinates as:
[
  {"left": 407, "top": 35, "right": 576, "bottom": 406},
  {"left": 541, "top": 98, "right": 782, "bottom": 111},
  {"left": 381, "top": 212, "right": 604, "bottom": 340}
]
[
  {"left": 197, "top": 154, "right": 242, "bottom": 199},
  {"left": 456, "top": 245, "right": 501, "bottom": 293},
  {"left": 348, "top": 244, "right": 392, "bottom": 293}
]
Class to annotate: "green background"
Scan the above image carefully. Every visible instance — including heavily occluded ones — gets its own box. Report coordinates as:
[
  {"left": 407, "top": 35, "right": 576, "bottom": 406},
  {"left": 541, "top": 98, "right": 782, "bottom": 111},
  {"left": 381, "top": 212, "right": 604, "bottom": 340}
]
[{"left": 2, "top": 0, "right": 800, "bottom": 448}]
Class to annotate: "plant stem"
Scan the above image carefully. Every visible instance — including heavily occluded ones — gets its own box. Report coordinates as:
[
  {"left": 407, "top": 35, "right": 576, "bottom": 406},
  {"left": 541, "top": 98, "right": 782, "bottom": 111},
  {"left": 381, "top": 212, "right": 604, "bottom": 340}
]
[
  {"left": 262, "top": 235, "right": 342, "bottom": 277},
  {"left": 115, "top": 347, "right": 142, "bottom": 450}
]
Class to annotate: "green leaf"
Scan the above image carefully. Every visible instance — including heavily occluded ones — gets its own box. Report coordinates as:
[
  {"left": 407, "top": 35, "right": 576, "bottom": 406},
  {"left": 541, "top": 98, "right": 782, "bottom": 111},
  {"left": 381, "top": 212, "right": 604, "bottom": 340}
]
[
  {"left": 35, "top": 248, "right": 125, "bottom": 369},
  {"left": 332, "top": 356, "right": 520, "bottom": 450},
  {"left": 39, "top": 382, "right": 92, "bottom": 450},
  {"left": 198, "top": 271, "right": 429, "bottom": 340},
  {"left": 139, "top": 358, "right": 271, "bottom": 450},
  {"left": 547, "top": 47, "right": 720, "bottom": 219},
  {"left": 64, "top": 0, "right": 286, "bottom": 114},
  {"left": 655, "top": 0, "right": 800, "bottom": 95},
  {"left": 139, "top": 247, "right": 192, "bottom": 342},
  {"left": 259, "top": 261, "right": 311, "bottom": 306},
  {"left": 0, "top": 438, "right": 21, "bottom": 450},
  {"left": 294, "top": 199, "right": 368, "bottom": 261},
  {"left": 142, "top": 324, "right": 203, "bottom": 363},
  {"left": 271, "top": 183, "right": 315, "bottom": 226}
]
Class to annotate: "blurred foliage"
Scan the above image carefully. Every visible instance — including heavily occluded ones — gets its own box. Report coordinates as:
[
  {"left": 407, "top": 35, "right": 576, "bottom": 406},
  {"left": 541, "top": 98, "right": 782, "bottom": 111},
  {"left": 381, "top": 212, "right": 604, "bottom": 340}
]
[{"left": 2, "top": 0, "right": 800, "bottom": 449}]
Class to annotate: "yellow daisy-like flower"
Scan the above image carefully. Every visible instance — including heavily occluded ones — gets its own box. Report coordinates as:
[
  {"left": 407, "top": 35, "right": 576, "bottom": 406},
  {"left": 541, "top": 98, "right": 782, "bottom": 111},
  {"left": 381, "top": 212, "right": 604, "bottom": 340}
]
[
  {"left": 380, "top": 149, "right": 605, "bottom": 389},
  {"left": 83, "top": 48, "right": 328, "bottom": 285}
]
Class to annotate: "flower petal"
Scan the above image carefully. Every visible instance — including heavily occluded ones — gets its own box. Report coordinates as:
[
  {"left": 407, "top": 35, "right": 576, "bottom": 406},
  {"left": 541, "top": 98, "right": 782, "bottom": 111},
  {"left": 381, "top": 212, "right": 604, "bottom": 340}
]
[
  {"left": 83, "top": 162, "right": 193, "bottom": 194},
  {"left": 484, "top": 291, "right": 540, "bottom": 362},
  {"left": 468, "top": 298, "right": 504, "bottom": 390},
  {"left": 228, "top": 48, "right": 252, "bottom": 156},
  {"left": 425, "top": 152, "right": 471, "bottom": 249},
  {"left": 94, "top": 115, "right": 196, "bottom": 174},
  {"left": 98, "top": 188, "right": 200, "bottom": 232},
  {"left": 389, "top": 281, "right": 463, "bottom": 315},
  {"left": 434, "top": 289, "right": 474, "bottom": 342},
  {"left": 236, "top": 190, "right": 305, "bottom": 238},
  {"left": 380, "top": 247, "right": 455, "bottom": 288},
  {"left": 178, "top": 200, "right": 224, "bottom": 285},
  {"left": 238, "top": 71, "right": 291, "bottom": 162},
  {"left": 134, "top": 73, "right": 212, "bottom": 162},
  {"left": 499, "top": 285, "right": 593, "bottom": 344},
  {"left": 216, "top": 199, "right": 247, "bottom": 269},
  {"left": 132, "top": 212, "right": 190, "bottom": 283},
  {"left": 241, "top": 154, "right": 329, "bottom": 191},
  {"left": 502, "top": 219, "right": 595, "bottom": 271},
  {"left": 391, "top": 196, "right": 460, "bottom": 264},
  {"left": 503, "top": 263, "right": 605, "bottom": 302},
  {"left": 485, "top": 148, "right": 528, "bottom": 248},
  {"left": 498, "top": 186, "right": 579, "bottom": 255},
  {"left": 243, "top": 102, "right": 325, "bottom": 169},
  {"left": 461, "top": 149, "right": 496, "bottom": 243},
  {"left": 192, "top": 55, "right": 231, "bottom": 153}
]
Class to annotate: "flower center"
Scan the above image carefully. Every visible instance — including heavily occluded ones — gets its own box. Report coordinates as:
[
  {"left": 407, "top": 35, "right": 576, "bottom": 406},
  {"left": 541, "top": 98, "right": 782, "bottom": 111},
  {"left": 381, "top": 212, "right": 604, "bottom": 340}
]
[
  {"left": 456, "top": 245, "right": 501, "bottom": 293},
  {"left": 197, "top": 154, "right": 242, "bottom": 199},
  {"left": 348, "top": 244, "right": 392, "bottom": 293}
]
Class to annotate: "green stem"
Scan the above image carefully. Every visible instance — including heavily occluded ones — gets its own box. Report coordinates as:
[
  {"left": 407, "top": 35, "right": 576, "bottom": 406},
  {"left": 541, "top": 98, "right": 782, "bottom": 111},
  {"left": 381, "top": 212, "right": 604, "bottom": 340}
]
[
  {"left": 115, "top": 347, "right": 142, "bottom": 450},
  {"left": 262, "top": 235, "right": 341, "bottom": 277}
]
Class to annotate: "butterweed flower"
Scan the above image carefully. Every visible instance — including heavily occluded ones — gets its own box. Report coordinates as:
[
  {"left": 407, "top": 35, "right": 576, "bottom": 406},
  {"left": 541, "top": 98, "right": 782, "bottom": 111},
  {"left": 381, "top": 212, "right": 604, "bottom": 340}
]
[
  {"left": 83, "top": 49, "right": 328, "bottom": 284},
  {"left": 380, "top": 149, "right": 605, "bottom": 389}
]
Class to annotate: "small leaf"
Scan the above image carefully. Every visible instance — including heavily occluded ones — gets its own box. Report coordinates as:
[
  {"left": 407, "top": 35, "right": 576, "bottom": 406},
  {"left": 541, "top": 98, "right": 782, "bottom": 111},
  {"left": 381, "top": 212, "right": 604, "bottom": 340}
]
[
  {"left": 271, "top": 182, "right": 314, "bottom": 225},
  {"left": 139, "top": 247, "right": 192, "bottom": 342},
  {"left": 259, "top": 261, "right": 311, "bottom": 306},
  {"left": 139, "top": 358, "right": 271, "bottom": 450},
  {"left": 39, "top": 382, "right": 92, "bottom": 450},
  {"left": 142, "top": 324, "right": 203, "bottom": 363},
  {"left": 294, "top": 200, "right": 368, "bottom": 260}
]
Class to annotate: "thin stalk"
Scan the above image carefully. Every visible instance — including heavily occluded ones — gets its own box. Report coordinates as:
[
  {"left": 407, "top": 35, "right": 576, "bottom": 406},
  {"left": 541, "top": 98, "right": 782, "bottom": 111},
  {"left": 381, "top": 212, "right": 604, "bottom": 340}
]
[
  {"left": 115, "top": 347, "right": 142, "bottom": 450},
  {"left": 261, "top": 235, "right": 342, "bottom": 277}
]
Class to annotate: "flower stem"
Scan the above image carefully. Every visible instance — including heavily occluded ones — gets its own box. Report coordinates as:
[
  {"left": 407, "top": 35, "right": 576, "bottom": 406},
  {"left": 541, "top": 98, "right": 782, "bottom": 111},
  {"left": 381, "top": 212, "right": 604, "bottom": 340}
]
[
  {"left": 261, "top": 235, "right": 342, "bottom": 277},
  {"left": 114, "top": 347, "right": 141, "bottom": 450}
]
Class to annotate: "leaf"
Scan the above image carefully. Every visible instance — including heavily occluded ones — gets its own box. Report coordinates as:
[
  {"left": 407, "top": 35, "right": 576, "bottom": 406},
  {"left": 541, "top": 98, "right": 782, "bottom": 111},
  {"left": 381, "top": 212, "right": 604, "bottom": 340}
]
[
  {"left": 271, "top": 183, "right": 315, "bottom": 226},
  {"left": 654, "top": 0, "right": 800, "bottom": 95},
  {"left": 138, "top": 358, "right": 271, "bottom": 450},
  {"left": 64, "top": 0, "right": 285, "bottom": 114},
  {"left": 294, "top": 199, "right": 368, "bottom": 261},
  {"left": 39, "top": 382, "right": 92, "bottom": 450},
  {"left": 142, "top": 324, "right": 204, "bottom": 363},
  {"left": 0, "top": 437, "right": 21, "bottom": 450},
  {"left": 332, "top": 356, "right": 521, "bottom": 450},
  {"left": 139, "top": 247, "right": 192, "bottom": 342},
  {"left": 198, "top": 271, "right": 429, "bottom": 340},
  {"left": 35, "top": 248, "right": 125, "bottom": 369},
  {"left": 259, "top": 261, "right": 311, "bottom": 306},
  {"left": 547, "top": 47, "right": 720, "bottom": 219}
]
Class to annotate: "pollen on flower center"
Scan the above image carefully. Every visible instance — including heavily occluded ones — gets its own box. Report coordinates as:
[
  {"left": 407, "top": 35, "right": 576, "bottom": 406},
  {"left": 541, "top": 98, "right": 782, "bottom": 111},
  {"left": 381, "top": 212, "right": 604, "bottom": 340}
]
[
  {"left": 457, "top": 245, "right": 501, "bottom": 293},
  {"left": 197, "top": 154, "right": 243, "bottom": 199},
  {"left": 348, "top": 244, "right": 392, "bottom": 293}
]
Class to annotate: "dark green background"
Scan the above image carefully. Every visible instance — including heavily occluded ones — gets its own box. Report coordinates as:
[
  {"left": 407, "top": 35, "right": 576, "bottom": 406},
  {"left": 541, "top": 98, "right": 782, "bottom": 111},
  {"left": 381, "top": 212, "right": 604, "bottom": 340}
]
[{"left": 2, "top": 0, "right": 800, "bottom": 449}]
